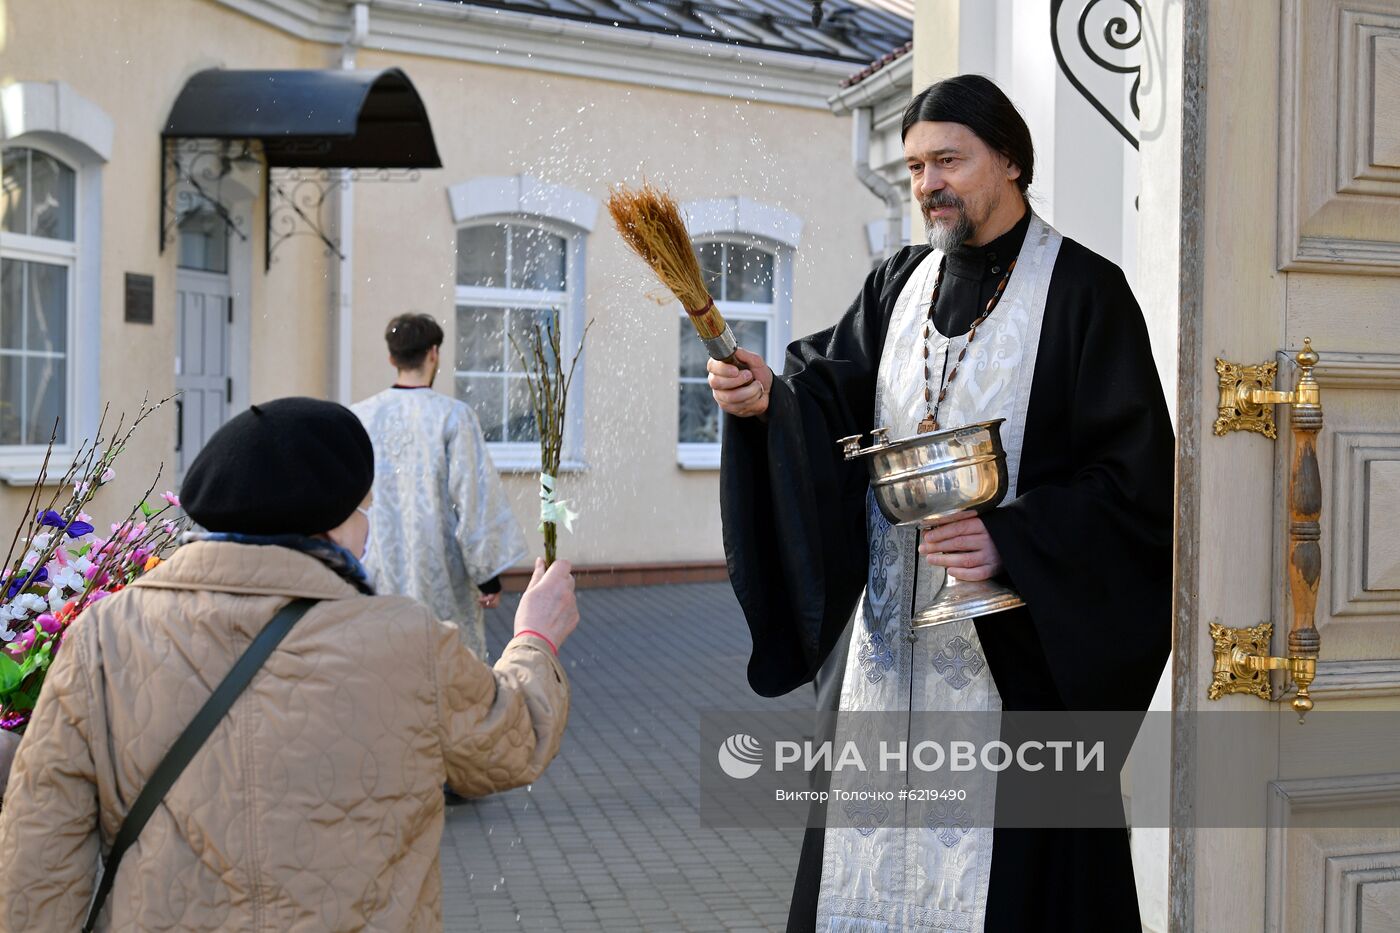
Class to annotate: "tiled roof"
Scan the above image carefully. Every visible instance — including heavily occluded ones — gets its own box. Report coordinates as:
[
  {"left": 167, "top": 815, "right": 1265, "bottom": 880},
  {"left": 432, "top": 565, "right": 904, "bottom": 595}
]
[
  {"left": 436, "top": 0, "right": 914, "bottom": 63},
  {"left": 839, "top": 38, "right": 912, "bottom": 88}
]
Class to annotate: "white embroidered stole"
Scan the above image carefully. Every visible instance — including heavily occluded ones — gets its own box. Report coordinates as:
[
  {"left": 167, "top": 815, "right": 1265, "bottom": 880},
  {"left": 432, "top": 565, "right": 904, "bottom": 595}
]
[{"left": 816, "top": 215, "right": 1063, "bottom": 932}]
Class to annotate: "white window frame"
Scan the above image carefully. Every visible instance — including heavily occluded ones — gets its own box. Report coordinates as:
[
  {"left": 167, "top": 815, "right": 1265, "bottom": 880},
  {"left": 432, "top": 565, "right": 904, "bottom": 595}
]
[
  {"left": 674, "top": 196, "right": 801, "bottom": 471},
  {"left": 0, "top": 82, "right": 110, "bottom": 484},
  {"left": 677, "top": 236, "right": 793, "bottom": 470},
  {"left": 0, "top": 143, "right": 81, "bottom": 474},
  {"left": 447, "top": 175, "right": 599, "bottom": 473},
  {"left": 453, "top": 218, "right": 588, "bottom": 472}
]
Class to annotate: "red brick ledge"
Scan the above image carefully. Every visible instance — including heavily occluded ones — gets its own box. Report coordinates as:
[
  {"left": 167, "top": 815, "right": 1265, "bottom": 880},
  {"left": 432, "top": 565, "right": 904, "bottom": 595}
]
[{"left": 500, "top": 560, "right": 730, "bottom": 591}]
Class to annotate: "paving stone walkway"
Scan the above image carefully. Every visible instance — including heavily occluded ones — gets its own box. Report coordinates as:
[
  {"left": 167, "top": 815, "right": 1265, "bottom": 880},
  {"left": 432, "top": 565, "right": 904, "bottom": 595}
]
[{"left": 441, "top": 583, "right": 811, "bottom": 932}]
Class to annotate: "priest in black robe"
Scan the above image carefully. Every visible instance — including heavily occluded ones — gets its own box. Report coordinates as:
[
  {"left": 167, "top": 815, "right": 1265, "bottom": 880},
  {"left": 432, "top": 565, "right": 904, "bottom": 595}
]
[{"left": 710, "top": 75, "right": 1174, "bottom": 932}]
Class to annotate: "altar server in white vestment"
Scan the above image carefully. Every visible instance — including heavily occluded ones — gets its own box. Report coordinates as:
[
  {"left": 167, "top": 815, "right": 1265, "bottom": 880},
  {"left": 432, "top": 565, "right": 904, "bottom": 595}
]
[{"left": 353, "top": 312, "right": 528, "bottom": 662}]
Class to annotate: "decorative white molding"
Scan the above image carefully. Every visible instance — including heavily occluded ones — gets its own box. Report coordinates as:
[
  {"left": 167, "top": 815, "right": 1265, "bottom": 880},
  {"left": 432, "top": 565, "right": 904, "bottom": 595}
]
[
  {"left": 0, "top": 81, "right": 114, "bottom": 162},
  {"left": 1337, "top": 16, "right": 1400, "bottom": 194},
  {"left": 1311, "top": 658, "right": 1400, "bottom": 699},
  {"left": 1330, "top": 430, "right": 1400, "bottom": 619},
  {"left": 213, "top": 0, "right": 862, "bottom": 110},
  {"left": 1314, "top": 351, "right": 1400, "bottom": 390},
  {"left": 448, "top": 175, "right": 599, "bottom": 232},
  {"left": 680, "top": 197, "right": 804, "bottom": 248},
  {"left": 1266, "top": 774, "right": 1400, "bottom": 933},
  {"left": 1278, "top": 1, "right": 1400, "bottom": 275},
  {"left": 1325, "top": 852, "right": 1400, "bottom": 933}
]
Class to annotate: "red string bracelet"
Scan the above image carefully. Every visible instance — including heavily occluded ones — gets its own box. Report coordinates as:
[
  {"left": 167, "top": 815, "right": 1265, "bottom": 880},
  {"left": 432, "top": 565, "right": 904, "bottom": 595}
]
[{"left": 513, "top": 629, "right": 558, "bottom": 656}]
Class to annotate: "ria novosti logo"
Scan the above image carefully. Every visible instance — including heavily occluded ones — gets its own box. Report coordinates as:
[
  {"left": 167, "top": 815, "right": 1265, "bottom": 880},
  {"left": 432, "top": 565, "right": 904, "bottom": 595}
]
[{"left": 717, "top": 733, "right": 764, "bottom": 779}]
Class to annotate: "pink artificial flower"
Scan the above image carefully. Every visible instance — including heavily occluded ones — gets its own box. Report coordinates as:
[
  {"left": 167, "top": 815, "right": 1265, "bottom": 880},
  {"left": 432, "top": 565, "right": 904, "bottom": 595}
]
[
  {"left": 36, "top": 613, "right": 61, "bottom": 635},
  {"left": 86, "top": 590, "right": 112, "bottom": 604},
  {"left": 77, "top": 512, "right": 92, "bottom": 524},
  {"left": 163, "top": 522, "right": 178, "bottom": 537},
  {"left": 162, "top": 491, "right": 180, "bottom": 508},
  {"left": 9, "top": 629, "right": 35, "bottom": 654},
  {"left": 74, "top": 481, "right": 91, "bottom": 498},
  {"left": 100, "top": 467, "right": 115, "bottom": 485}
]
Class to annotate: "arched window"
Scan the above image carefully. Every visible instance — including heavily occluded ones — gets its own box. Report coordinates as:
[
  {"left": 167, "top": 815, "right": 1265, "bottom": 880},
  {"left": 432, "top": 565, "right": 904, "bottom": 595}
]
[
  {"left": 0, "top": 81, "right": 111, "bottom": 480},
  {"left": 678, "top": 239, "right": 778, "bottom": 446},
  {"left": 455, "top": 221, "right": 571, "bottom": 447},
  {"left": 676, "top": 197, "right": 800, "bottom": 469},
  {"left": 0, "top": 146, "right": 77, "bottom": 447},
  {"left": 448, "top": 175, "right": 595, "bottom": 470}
]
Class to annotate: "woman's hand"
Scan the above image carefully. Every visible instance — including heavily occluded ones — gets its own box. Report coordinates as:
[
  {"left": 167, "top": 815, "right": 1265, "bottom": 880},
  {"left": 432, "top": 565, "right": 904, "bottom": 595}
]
[{"left": 513, "top": 558, "right": 579, "bottom": 651}]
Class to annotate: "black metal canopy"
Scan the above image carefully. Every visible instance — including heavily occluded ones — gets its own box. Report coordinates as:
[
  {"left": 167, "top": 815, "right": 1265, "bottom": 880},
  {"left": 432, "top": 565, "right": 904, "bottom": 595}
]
[{"left": 163, "top": 68, "right": 441, "bottom": 169}]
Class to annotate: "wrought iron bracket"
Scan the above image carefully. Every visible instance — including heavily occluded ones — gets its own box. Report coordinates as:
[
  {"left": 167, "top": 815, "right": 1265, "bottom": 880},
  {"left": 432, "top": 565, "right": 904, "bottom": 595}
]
[
  {"left": 1050, "top": 0, "right": 1143, "bottom": 150},
  {"left": 159, "top": 138, "right": 255, "bottom": 254},
  {"left": 265, "top": 167, "right": 422, "bottom": 271}
]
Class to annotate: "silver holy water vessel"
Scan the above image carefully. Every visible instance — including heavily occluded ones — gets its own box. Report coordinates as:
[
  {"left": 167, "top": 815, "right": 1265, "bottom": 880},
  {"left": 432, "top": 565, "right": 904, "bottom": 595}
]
[{"left": 837, "top": 418, "right": 1024, "bottom": 628}]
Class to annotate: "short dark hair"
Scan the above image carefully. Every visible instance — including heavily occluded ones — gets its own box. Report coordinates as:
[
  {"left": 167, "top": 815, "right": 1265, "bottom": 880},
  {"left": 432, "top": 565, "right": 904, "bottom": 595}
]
[
  {"left": 385, "top": 313, "right": 444, "bottom": 369},
  {"left": 901, "top": 75, "right": 1035, "bottom": 193}
]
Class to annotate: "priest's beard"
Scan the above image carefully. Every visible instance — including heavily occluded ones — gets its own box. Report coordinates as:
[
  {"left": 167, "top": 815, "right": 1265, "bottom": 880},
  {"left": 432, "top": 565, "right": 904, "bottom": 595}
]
[{"left": 921, "top": 189, "right": 998, "bottom": 252}]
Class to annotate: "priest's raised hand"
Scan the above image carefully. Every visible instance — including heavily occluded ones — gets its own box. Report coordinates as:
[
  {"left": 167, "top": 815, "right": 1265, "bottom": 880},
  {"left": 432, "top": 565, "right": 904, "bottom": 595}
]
[{"left": 706, "top": 348, "right": 773, "bottom": 420}]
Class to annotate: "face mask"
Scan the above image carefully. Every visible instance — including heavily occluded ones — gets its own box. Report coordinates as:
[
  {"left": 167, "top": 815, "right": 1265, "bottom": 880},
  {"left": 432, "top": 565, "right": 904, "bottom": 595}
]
[{"left": 356, "top": 506, "right": 372, "bottom": 563}]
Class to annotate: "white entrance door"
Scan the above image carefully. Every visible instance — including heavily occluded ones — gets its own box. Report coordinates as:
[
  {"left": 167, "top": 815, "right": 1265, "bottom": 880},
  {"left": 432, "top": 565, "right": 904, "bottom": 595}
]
[
  {"left": 174, "top": 269, "right": 229, "bottom": 476},
  {"left": 174, "top": 202, "right": 233, "bottom": 477},
  {"left": 1173, "top": 1, "right": 1400, "bottom": 930}
]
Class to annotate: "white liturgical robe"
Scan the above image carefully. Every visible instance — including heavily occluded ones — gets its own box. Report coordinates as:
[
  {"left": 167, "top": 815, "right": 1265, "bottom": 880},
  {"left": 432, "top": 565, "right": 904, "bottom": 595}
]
[{"left": 352, "top": 387, "right": 527, "bottom": 659}]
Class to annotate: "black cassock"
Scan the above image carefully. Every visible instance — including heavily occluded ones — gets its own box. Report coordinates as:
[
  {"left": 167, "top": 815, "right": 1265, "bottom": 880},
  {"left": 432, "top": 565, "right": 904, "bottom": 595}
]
[{"left": 720, "top": 212, "right": 1175, "bottom": 932}]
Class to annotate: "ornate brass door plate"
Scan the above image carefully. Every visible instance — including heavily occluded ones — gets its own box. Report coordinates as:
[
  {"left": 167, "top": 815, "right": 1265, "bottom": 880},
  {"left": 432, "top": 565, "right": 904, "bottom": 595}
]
[
  {"left": 1208, "top": 621, "right": 1274, "bottom": 702},
  {"left": 1214, "top": 358, "right": 1281, "bottom": 438}
]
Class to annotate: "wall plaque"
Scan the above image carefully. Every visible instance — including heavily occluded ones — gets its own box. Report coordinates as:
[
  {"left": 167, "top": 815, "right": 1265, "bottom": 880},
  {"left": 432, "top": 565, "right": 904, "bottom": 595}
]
[{"left": 124, "top": 273, "right": 154, "bottom": 324}]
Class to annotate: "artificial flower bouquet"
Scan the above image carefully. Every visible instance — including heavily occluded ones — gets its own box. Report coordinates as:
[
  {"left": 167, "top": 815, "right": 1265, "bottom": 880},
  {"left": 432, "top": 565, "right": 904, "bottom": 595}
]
[{"left": 0, "top": 401, "right": 187, "bottom": 735}]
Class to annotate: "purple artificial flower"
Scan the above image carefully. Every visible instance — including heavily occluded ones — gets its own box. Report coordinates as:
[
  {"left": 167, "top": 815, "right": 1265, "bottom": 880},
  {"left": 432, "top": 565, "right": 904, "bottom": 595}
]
[
  {"left": 4, "top": 566, "right": 48, "bottom": 600},
  {"left": 36, "top": 509, "right": 94, "bottom": 538},
  {"left": 35, "top": 613, "right": 61, "bottom": 635},
  {"left": 8, "top": 628, "right": 35, "bottom": 654},
  {"left": 0, "top": 711, "right": 30, "bottom": 732}
]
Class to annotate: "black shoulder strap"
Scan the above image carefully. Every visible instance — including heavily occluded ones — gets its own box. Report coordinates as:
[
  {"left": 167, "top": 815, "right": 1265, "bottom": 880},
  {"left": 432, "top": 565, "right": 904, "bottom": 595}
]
[{"left": 82, "top": 597, "right": 318, "bottom": 932}]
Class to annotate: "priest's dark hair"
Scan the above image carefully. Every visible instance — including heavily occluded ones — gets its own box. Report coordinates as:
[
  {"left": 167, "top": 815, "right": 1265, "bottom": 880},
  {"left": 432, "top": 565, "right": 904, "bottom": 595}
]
[
  {"left": 901, "top": 75, "right": 1035, "bottom": 193},
  {"left": 385, "top": 312, "right": 444, "bottom": 369}
]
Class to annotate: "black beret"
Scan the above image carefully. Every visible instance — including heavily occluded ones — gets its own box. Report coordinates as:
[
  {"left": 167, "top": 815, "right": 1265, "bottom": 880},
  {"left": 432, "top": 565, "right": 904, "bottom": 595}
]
[{"left": 181, "top": 397, "right": 374, "bottom": 535}]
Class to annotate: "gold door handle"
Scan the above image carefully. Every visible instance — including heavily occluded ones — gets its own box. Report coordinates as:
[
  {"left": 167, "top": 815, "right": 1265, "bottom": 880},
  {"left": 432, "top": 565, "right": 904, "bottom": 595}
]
[{"left": 1209, "top": 340, "right": 1323, "bottom": 722}]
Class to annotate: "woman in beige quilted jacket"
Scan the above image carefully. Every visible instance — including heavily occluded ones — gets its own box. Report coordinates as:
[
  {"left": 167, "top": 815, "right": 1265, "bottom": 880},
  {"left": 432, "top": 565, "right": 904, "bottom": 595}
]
[{"left": 0, "top": 398, "right": 576, "bottom": 931}]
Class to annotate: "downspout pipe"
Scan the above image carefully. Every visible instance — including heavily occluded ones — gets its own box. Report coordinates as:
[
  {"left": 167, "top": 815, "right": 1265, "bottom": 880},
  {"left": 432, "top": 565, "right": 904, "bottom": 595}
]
[
  {"left": 333, "top": 1, "right": 369, "bottom": 404},
  {"left": 852, "top": 106, "right": 906, "bottom": 261}
]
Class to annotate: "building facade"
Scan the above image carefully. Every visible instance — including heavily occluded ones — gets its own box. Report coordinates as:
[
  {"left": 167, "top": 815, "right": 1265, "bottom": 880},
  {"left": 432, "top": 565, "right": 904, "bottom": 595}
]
[{"left": 0, "top": 0, "right": 913, "bottom": 579}]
